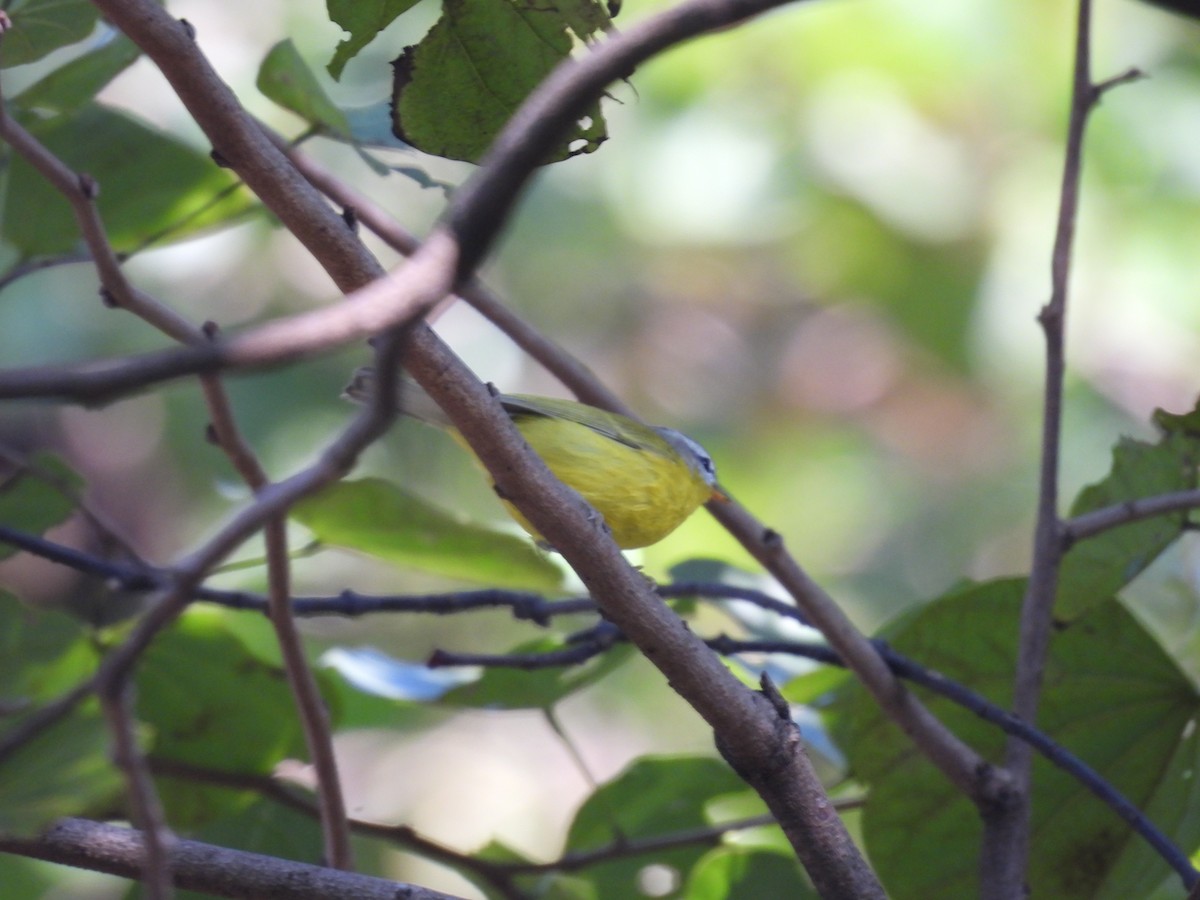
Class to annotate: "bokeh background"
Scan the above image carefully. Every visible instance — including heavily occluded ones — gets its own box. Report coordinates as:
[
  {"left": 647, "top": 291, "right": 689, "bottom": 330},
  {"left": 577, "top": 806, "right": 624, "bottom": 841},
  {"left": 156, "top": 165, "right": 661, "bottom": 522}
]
[{"left": 4, "top": 0, "right": 1200, "bottom": 895}]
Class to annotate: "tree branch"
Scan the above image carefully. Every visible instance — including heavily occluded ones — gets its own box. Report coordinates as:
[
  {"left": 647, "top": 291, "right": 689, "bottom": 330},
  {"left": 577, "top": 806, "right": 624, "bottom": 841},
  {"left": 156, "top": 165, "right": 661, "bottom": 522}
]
[
  {"left": 72, "top": 0, "right": 891, "bottom": 893},
  {"left": 0, "top": 818, "right": 467, "bottom": 900},
  {"left": 1062, "top": 487, "right": 1200, "bottom": 543},
  {"left": 985, "top": 1, "right": 1139, "bottom": 893}
]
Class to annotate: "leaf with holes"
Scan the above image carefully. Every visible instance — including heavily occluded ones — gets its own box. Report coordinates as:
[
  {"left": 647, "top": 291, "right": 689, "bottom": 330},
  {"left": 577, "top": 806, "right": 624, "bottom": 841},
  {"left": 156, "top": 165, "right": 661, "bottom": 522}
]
[{"left": 390, "top": 0, "right": 607, "bottom": 163}]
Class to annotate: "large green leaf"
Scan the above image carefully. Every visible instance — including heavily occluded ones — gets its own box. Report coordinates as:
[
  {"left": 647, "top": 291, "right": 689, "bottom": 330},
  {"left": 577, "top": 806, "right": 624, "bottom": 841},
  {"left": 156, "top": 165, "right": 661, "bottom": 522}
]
[
  {"left": 390, "top": 0, "right": 608, "bottom": 163},
  {"left": 1058, "top": 402, "right": 1200, "bottom": 620},
  {"left": 136, "top": 609, "right": 311, "bottom": 826},
  {"left": 830, "top": 579, "right": 1200, "bottom": 899},
  {"left": 292, "top": 477, "right": 564, "bottom": 591},
  {"left": 0, "top": 454, "right": 80, "bottom": 562},
  {"left": 257, "top": 40, "right": 350, "bottom": 138},
  {"left": 0, "top": 589, "right": 118, "bottom": 836},
  {"left": 137, "top": 610, "right": 308, "bottom": 771},
  {"left": 559, "top": 756, "right": 747, "bottom": 897},
  {"left": 0, "top": 702, "right": 122, "bottom": 835},
  {"left": 0, "top": 0, "right": 99, "bottom": 68},
  {"left": 685, "top": 846, "right": 816, "bottom": 899},
  {"left": 0, "top": 590, "right": 96, "bottom": 704},
  {"left": 185, "top": 795, "right": 323, "bottom": 864},
  {"left": 1, "top": 104, "right": 252, "bottom": 258},
  {"left": 325, "top": 0, "right": 423, "bottom": 80},
  {"left": 13, "top": 32, "right": 141, "bottom": 115}
]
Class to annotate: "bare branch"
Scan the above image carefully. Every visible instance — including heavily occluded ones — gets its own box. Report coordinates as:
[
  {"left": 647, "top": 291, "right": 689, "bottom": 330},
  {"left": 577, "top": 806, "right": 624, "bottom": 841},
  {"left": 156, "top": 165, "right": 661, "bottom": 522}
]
[
  {"left": 0, "top": 818, "right": 467, "bottom": 900},
  {"left": 98, "top": 683, "right": 175, "bottom": 899},
  {"left": 1062, "top": 487, "right": 1200, "bottom": 543},
  {"left": 985, "top": 1, "right": 1143, "bottom": 892},
  {"left": 201, "top": 349, "right": 355, "bottom": 870}
]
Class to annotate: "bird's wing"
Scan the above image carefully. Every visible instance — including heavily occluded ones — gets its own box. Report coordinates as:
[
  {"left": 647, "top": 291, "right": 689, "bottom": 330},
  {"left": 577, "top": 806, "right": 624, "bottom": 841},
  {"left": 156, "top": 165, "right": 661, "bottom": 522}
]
[{"left": 499, "top": 394, "right": 665, "bottom": 454}]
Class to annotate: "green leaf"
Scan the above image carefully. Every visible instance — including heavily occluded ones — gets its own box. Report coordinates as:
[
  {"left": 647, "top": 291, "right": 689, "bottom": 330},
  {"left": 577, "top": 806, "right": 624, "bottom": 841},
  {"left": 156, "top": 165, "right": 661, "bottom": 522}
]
[
  {"left": 561, "top": 756, "right": 747, "bottom": 897},
  {"left": 391, "top": 0, "right": 607, "bottom": 164},
  {"left": 1057, "top": 406, "right": 1200, "bottom": 619},
  {"left": 0, "top": 702, "right": 123, "bottom": 835},
  {"left": 0, "top": 453, "right": 82, "bottom": 562},
  {"left": 136, "top": 609, "right": 310, "bottom": 826},
  {"left": 0, "top": 0, "right": 99, "bottom": 68},
  {"left": 13, "top": 32, "right": 141, "bottom": 115},
  {"left": 0, "top": 855, "right": 57, "bottom": 898},
  {"left": 0, "top": 590, "right": 96, "bottom": 706},
  {"left": 186, "top": 795, "right": 323, "bottom": 863},
  {"left": 830, "top": 579, "right": 1200, "bottom": 899},
  {"left": 1, "top": 104, "right": 252, "bottom": 258},
  {"left": 325, "top": 0, "right": 423, "bottom": 81},
  {"left": 685, "top": 846, "right": 815, "bottom": 900},
  {"left": 257, "top": 40, "right": 351, "bottom": 138},
  {"left": 292, "top": 477, "right": 564, "bottom": 590},
  {"left": 441, "top": 638, "right": 636, "bottom": 709},
  {"left": 137, "top": 609, "right": 308, "bottom": 770}
]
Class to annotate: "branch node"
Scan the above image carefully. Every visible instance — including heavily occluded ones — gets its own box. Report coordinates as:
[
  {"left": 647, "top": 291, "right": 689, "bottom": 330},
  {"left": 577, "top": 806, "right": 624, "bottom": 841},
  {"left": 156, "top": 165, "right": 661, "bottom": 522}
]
[
  {"left": 341, "top": 206, "right": 358, "bottom": 232},
  {"left": 179, "top": 18, "right": 197, "bottom": 40},
  {"left": 759, "top": 673, "right": 791, "bottom": 721},
  {"left": 201, "top": 320, "right": 220, "bottom": 340},
  {"left": 1092, "top": 66, "right": 1146, "bottom": 103},
  {"left": 99, "top": 287, "right": 120, "bottom": 309},
  {"left": 204, "top": 423, "right": 220, "bottom": 446},
  {"left": 760, "top": 527, "right": 782, "bottom": 550},
  {"left": 210, "top": 148, "right": 231, "bottom": 169},
  {"left": 77, "top": 173, "right": 99, "bottom": 200}
]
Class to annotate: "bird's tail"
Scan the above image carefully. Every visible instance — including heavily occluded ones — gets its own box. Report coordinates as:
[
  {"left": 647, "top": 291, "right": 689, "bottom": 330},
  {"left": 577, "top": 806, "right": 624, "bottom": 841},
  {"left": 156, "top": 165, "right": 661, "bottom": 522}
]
[{"left": 341, "top": 367, "right": 453, "bottom": 427}]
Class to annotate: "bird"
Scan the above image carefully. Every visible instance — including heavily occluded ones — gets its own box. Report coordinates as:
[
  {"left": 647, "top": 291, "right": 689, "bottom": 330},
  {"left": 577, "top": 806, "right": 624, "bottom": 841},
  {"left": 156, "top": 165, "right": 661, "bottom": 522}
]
[{"left": 343, "top": 367, "right": 723, "bottom": 549}]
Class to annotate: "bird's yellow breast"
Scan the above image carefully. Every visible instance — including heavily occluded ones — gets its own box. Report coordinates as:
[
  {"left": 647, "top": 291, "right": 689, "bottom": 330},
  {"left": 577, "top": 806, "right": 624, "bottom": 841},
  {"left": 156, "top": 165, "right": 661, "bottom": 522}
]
[{"left": 493, "top": 414, "right": 712, "bottom": 549}]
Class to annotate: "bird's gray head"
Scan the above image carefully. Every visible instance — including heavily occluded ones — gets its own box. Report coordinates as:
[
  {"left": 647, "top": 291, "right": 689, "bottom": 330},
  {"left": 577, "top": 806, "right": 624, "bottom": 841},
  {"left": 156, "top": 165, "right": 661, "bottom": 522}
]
[{"left": 656, "top": 427, "right": 718, "bottom": 488}]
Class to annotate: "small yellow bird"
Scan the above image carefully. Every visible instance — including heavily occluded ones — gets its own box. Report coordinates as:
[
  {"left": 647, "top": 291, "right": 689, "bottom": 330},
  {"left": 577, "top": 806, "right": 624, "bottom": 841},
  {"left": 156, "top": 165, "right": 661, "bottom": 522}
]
[{"left": 344, "top": 368, "right": 723, "bottom": 549}]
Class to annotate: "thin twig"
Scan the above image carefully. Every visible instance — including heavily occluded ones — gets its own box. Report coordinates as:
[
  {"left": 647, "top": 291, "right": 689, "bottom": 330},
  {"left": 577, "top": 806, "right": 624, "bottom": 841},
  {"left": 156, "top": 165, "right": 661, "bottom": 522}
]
[
  {"left": 987, "top": 1, "right": 1139, "bottom": 893},
  {"left": 97, "top": 682, "right": 175, "bottom": 900},
  {"left": 0, "top": 251, "right": 92, "bottom": 294},
  {"left": 1062, "top": 487, "right": 1200, "bottom": 543},
  {"left": 201, "top": 357, "right": 355, "bottom": 869}
]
